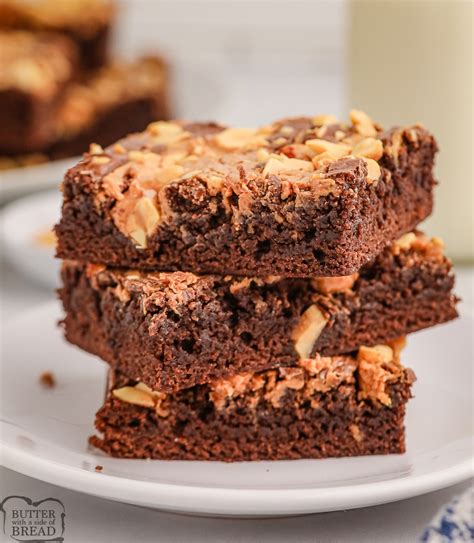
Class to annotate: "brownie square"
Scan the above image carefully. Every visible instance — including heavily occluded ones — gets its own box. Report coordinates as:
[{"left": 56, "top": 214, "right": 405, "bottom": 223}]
[
  {"left": 90, "top": 341, "right": 415, "bottom": 461},
  {"left": 0, "top": 56, "right": 171, "bottom": 166},
  {"left": 56, "top": 111, "right": 437, "bottom": 277},
  {"left": 0, "top": 30, "right": 78, "bottom": 154},
  {"left": 59, "top": 232, "right": 457, "bottom": 392},
  {"left": 0, "top": 0, "right": 116, "bottom": 70}
]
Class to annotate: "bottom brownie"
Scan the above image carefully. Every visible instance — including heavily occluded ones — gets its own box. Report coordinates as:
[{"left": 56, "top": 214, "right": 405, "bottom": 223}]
[{"left": 91, "top": 340, "right": 415, "bottom": 461}]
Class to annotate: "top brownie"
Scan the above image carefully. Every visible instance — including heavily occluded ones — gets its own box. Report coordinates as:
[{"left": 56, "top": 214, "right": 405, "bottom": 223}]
[{"left": 56, "top": 111, "right": 437, "bottom": 277}]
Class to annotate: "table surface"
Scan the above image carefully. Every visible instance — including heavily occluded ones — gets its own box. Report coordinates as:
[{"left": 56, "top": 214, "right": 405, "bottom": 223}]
[{"left": 1, "top": 257, "right": 472, "bottom": 543}]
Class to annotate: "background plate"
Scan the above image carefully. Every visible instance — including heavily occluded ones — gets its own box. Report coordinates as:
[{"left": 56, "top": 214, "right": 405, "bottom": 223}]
[
  {"left": 0, "top": 302, "right": 472, "bottom": 517},
  {"left": 0, "top": 190, "right": 61, "bottom": 288},
  {"left": 0, "top": 158, "right": 76, "bottom": 205}
]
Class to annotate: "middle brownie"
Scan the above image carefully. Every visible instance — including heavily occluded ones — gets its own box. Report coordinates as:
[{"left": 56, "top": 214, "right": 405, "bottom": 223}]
[{"left": 59, "top": 232, "right": 457, "bottom": 392}]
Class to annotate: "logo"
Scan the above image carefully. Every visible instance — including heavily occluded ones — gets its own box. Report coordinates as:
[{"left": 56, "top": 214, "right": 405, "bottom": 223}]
[{"left": 0, "top": 496, "right": 65, "bottom": 542}]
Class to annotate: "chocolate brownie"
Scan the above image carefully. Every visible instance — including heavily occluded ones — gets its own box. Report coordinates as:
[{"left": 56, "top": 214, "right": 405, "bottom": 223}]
[
  {"left": 90, "top": 341, "right": 415, "bottom": 461},
  {"left": 56, "top": 111, "right": 437, "bottom": 277},
  {"left": 0, "top": 0, "right": 115, "bottom": 71},
  {"left": 0, "top": 30, "right": 78, "bottom": 154},
  {"left": 0, "top": 56, "right": 171, "bottom": 168},
  {"left": 60, "top": 232, "right": 457, "bottom": 392}
]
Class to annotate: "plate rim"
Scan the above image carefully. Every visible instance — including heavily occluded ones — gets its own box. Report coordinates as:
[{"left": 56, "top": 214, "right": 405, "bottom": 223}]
[
  {"left": 2, "top": 440, "right": 473, "bottom": 516},
  {"left": 1, "top": 300, "right": 473, "bottom": 516},
  {"left": 0, "top": 156, "right": 78, "bottom": 204}
]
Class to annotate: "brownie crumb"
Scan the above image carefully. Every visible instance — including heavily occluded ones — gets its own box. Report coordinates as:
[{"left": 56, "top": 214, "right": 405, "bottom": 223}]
[
  {"left": 39, "top": 371, "right": 56, "bottom": 388},
  {"left": 95, "top": 465, "right": 103, "bottom": 472}
]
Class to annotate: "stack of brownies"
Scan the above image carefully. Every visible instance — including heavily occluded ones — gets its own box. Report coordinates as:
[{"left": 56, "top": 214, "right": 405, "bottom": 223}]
[
  {"left": 56, "top": 111, "right": 458, "bottom": 461},
  {"left": 0, "top": 0, "right": 170, "bottom": 169}
]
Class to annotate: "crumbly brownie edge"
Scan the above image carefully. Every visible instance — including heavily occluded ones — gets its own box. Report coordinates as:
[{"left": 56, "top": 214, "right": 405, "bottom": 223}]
[
  {"left": 89, "top": 347, "right": 415, "bottom": 461},
  {"left": 59, "top": 233, "right": 457, "bottom": 392},
  {"left": 55, "top": 115, "right": 436, "bottom": 277}
]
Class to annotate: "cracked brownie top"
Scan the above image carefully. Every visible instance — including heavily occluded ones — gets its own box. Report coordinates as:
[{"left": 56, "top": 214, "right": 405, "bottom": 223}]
[{"left": 65, "top": 110, "right": 432, "bottom": 250}]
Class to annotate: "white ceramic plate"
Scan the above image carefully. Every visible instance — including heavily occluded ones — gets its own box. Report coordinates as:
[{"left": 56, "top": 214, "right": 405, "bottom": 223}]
[
  {"left": 0, "top": 302, "right": 472, "bottom": 517},
  {"left": 0, "top": 157, "right": 77, "bottom": 204},
  {"left": 0, "top": 190, "right": 61, "bottom": 289}
]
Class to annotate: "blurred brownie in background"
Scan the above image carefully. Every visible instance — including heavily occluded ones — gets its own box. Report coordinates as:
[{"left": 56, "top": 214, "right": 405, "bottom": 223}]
[
  {"left": 49, "top": 57, "right": 171, "bottom": 159},
  {"left": 0, "top": 53, "right": 171, "bottom": 166},
  {"left": 0, "top": 0, "right": 116, "bottom": 71},
  {"left": 0, "top": 31, "right": 78, "bottom": 154},
  {"left": 0, "top": 1, "right": 172, "bottom": 168}
]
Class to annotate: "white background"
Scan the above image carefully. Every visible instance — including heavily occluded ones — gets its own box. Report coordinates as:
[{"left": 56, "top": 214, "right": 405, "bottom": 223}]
[{"left": 113, "top": 0, "right": 347, "bottom": 124}]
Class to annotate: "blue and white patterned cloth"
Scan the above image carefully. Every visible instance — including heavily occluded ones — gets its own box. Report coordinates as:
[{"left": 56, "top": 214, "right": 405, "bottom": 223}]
[{"left": 421, "top": 486, "right": 473, "bottom": 542}]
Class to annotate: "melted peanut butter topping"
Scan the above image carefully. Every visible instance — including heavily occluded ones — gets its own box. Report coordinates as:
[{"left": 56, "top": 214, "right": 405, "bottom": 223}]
[
  {"left": 77, "top": 112, "right": 426, "bottom": 248},
  {"left": 111, "top": 341, "right": 410, "bottom": 415},
  {"left": 391, "top": 232, "right": 445, "bottom": 260},
  {"left": 0, "top": 31, "right": 74, "bottom": 97},
  {"left": 0, "top": 0, "right": 114, "bottom": 36},
  {"left": 357, "top": 341, "right": 405, "bottom": 406}
]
